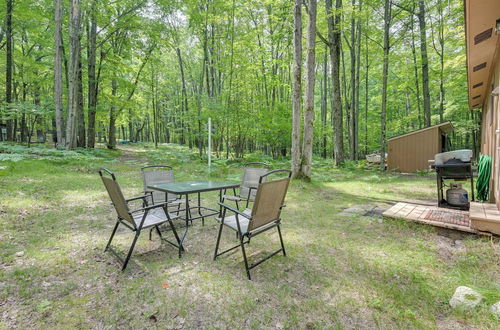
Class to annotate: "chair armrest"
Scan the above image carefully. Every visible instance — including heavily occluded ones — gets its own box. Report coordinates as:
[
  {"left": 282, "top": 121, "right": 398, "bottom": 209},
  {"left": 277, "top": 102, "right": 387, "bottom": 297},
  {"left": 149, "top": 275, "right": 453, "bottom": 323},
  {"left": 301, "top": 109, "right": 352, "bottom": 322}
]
[
  {"left": 218, "top": 202, "right": 252, "bottom": 219},
  {"left": 126, "top": 194, "right": 151, "bottom": 203},
  {"left": 129, "top": 201, "right": 171, "bottom": 214}
]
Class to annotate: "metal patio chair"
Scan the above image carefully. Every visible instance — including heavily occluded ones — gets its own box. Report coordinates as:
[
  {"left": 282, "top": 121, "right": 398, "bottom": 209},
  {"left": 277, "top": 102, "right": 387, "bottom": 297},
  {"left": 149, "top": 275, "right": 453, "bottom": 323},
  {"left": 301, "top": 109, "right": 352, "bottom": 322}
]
[
  {"left": 222, "top": 162, "right": 269, "bottom": 209},
  {"left": 141, "top": 165, "right": 187, "bottom": 239},
  {"left": 99, "top": 168, "right": 183, "bottom": 271},
  {"left": 141, "top": 165, "right": 184, "bottom": 206},
  {"left": 214, "top": 169, "right": 292, "bottom": 280}
]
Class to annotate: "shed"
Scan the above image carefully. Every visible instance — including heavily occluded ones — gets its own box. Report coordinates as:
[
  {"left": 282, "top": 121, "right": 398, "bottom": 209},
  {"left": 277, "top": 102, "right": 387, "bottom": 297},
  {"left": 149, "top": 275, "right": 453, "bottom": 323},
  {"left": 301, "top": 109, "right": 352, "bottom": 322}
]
[{"left": 387, "top": 122, "right": 453, "bottom": 172}]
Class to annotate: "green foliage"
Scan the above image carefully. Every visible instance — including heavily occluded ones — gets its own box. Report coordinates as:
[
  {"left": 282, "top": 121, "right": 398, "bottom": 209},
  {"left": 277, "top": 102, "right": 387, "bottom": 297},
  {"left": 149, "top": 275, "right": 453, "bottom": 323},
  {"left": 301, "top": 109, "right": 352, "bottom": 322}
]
[
  {"left": 0, "top": 142, "right": 115, "bottom": 162},
  {"left": 0, "top": 0, "right": 476, "bottom": 161}
]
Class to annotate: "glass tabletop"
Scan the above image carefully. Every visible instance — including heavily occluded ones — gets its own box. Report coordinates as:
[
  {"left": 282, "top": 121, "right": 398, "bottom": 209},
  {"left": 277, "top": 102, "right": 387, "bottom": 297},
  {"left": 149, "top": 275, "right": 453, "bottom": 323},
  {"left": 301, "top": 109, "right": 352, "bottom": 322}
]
[{"left": 148, "top": 180, "right": 240, "bottom": 194}]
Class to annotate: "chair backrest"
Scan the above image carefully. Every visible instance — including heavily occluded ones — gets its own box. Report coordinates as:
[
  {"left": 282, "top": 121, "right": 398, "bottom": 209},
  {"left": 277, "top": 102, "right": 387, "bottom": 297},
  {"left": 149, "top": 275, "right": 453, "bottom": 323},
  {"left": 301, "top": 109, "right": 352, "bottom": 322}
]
[
  {"left": 141, "top": 165, "right": 176, "bottom": 202},
  {"left": 99, "top": 168, "right": 134, "bottom": 225},
  {"left": 240, "top": 162, "right": 269, "bottom": 198},
  {"left": 248, "top": 169, "right": 291, "bottom": 231}
]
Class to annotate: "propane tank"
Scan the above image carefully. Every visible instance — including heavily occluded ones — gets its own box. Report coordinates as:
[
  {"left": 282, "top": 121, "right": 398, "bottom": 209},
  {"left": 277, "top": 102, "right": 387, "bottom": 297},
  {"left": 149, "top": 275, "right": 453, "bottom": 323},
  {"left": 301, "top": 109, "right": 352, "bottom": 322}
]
[{"left": 446, "top": 183, "right": 468, "bottom": 206}]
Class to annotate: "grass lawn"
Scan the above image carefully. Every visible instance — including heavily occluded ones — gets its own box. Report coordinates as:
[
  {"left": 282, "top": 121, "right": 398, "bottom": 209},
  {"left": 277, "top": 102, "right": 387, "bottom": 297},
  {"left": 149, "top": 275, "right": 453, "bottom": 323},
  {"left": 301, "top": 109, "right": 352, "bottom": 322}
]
[{"left": 0, "top": 142, "right": 498, "bottom": 329}]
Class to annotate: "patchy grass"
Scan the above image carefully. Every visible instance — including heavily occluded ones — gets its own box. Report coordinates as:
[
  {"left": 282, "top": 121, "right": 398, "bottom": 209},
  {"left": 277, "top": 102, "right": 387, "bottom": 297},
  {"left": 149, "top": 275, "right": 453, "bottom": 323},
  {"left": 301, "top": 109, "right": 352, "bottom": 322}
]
[{"left": 0, "top": 143, "right": 498, "bottom": 329}]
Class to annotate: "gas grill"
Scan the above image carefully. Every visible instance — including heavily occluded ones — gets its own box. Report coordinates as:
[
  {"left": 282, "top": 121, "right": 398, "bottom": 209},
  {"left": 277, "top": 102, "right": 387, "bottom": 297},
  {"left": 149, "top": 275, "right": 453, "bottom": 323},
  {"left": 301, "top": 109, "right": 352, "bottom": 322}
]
[{"left": 431, "top": 150, "right": 474, "bottom": 211}]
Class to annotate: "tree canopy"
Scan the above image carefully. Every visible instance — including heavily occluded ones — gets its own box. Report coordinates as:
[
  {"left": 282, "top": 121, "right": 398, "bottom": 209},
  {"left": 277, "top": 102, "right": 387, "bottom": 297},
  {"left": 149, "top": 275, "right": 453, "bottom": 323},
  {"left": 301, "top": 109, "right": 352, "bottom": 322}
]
[{"left": 0, "top": 0, "right": 477, "bottom": 178}]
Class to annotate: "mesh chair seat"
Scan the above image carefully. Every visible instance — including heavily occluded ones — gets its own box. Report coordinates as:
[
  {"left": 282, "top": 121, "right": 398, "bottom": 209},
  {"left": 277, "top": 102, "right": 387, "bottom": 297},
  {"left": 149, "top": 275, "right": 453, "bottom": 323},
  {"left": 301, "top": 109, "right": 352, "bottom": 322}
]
[
  {"left": 216, "top": 209, "right": 252, "bottom": 234},
  {"left": 133, "top": 208, "right": 179, "bottom": 229},
  {"left": 222, "top": 195, "right": 250, "bottom": 202}
]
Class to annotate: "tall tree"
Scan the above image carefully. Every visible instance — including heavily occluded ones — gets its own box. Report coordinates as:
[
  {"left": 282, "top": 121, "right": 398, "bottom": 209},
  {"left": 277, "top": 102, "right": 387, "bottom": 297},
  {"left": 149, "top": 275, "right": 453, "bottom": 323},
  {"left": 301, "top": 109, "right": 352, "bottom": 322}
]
[
  {"left": 395, "top": 0, "right": 431, "bottom": 127},
  {"left": 321, "top": 44, "right": 328, "bottom": 158},
  {"left": 354, "top": 0, "right": 362, "bottom": 159},
  {"left": 418, "top": 0, "right": 431, "bottom": 127},
  {"left": 5, "top": 0, "right": 13, "bottom": 141},
  {"left": 301, "top": 0, "right": 317, "bottom": 180},
  {"left": 410, "top": 11, "right": 422, "bottom": 129},
  {"left": 380, "top": 0, "right": 391, "bottom": 169},
  {"left": 291, "top": 0, "right": 302, "bottom": 177},
  {"left": 54, "top": 0, "right": 65, "bottom": 147},
  {"left": 431, "top": 0, "right": 446, "bottom": 122},
  {"left": 87, "top": 0, "right": 98, "bottom": 147},
  {"left": 347, "top": 0, "right": 361, "bottom": 160},
  {"left": 325, "top": 0, "right": 344, "bottom": 165},
  {"left": 65, "top": 0, "right": 81, "bottom": 149}
]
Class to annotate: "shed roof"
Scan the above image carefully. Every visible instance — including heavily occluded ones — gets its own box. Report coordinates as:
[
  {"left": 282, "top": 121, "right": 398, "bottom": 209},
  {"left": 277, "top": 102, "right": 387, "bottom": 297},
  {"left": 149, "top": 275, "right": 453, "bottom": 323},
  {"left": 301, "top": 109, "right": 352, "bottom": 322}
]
[{"left": 387, "top": 122, "right": 453, "bottom": 142}]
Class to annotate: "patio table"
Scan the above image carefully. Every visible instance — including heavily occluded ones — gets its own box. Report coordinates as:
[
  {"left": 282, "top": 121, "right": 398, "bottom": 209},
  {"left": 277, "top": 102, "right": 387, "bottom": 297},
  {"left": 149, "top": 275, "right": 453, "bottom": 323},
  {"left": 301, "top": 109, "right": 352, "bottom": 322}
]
[{"left": 148, "top": 180, "right": 240, "bottom": 250}]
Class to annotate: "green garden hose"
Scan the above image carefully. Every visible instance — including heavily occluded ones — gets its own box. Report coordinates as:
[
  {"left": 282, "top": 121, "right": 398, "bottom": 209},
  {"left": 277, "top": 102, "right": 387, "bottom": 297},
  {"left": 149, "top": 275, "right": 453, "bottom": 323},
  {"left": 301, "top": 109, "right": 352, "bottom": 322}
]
[{"left": 476, "top": 154, "right": 492, "bottom": 202}]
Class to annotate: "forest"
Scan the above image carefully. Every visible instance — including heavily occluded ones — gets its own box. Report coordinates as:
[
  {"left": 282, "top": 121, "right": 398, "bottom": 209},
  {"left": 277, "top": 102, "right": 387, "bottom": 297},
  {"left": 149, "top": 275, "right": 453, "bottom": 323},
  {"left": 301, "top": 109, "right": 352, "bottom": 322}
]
[{"left": 0, "top": 0, "right": 477, "bottom": 178}]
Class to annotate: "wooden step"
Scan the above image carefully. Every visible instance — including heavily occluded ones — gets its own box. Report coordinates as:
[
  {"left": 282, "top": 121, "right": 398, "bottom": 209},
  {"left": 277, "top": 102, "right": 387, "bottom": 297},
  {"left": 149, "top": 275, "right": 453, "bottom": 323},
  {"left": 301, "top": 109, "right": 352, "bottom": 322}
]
[
  {"left": 383, "top": 202, "right": 475, "bottom": 233},
  {"left": 469, "top": 202, "right": 500, "bottom": 235}
]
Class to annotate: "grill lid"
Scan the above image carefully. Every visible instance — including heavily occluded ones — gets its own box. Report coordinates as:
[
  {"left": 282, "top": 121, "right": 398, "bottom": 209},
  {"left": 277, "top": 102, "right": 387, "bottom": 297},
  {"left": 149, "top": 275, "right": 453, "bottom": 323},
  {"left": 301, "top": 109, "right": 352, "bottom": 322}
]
[{"left": 434, "top": 150, "right": 473, "bottom": 166}]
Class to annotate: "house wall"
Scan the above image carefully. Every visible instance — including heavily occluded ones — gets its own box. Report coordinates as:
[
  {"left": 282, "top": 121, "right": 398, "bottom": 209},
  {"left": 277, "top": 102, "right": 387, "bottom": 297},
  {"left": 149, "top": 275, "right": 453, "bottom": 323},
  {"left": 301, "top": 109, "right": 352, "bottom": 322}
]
[
  {"left": 387, "top": 128, "right": 441, "bottom": 172},
  {"left": 481, "top": 54, "right": 500, "bottom": 207}
]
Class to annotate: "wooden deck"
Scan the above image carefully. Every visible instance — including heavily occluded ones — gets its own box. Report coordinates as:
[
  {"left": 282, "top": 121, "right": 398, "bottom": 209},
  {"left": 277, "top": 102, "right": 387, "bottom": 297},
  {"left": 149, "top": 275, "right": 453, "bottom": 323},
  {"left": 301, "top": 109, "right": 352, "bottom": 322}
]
[
  {"left": 382, "top": 202, "right": 476, "bottom": 233},
  {"left": 470, "top": 202, "right": 500, "bottom": 235}
]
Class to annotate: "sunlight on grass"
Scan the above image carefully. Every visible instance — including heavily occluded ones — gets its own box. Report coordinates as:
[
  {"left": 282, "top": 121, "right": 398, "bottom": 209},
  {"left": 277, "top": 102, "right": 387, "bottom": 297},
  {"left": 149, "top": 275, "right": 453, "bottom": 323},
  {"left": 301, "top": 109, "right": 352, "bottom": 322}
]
[{"left": 0, "top": 143, "right": 498, "bottom": 328}]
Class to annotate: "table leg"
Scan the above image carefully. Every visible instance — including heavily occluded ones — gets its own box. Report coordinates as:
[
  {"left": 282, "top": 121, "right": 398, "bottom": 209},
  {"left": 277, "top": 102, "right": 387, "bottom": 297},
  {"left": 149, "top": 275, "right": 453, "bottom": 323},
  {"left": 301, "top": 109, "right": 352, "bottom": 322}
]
[
  {"left": 179, "top": 193, "right": 190, "bottom": 253},
  {"left": 198, "top": 192, "right": 205, "bottom": 226}
]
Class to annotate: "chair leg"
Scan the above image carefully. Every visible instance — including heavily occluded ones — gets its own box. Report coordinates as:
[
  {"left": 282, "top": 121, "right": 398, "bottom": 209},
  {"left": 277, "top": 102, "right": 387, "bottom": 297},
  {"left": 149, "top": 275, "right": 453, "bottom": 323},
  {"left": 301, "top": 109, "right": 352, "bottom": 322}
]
[
  {"left": 155, "top": 225, "right": 162, "bottom": 238},
  {"left": 277, "top": 224, "right": 286, "bottom": 257},
  {"left": 167, "top": 217, "right": 183, "bottom": 258},
  {"left": 245, "top": 189, "right": 252, "bottom": 208},
  {"left": 213, "top": 222, "right": 224, "bottom": 260},
  {"left": 149, "top": 228, "right": 154, "bottom": 241},
  {"left": 122, "top": 231, "right": 140, "bottom": 271},
  {"left": 240, "top": 237, "right": 251, "bottom": 280},
  {"left": 105, "top": 221, "right": 120, "bottom": 252}
]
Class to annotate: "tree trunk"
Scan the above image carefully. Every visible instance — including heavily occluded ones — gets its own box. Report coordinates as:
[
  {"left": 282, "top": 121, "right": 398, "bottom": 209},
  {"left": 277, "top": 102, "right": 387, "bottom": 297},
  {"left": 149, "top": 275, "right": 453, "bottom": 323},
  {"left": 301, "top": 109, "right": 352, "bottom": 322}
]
[
  {"left": 5, "top": 0, "right": 13, "bottom": 141},
  {"left": 321, "top": 45, "right": 328, "bottom": 159},
  {"left": 326, "top": 0, "right": 344, "bottom": 165},
  {"left": 348, "top": 0, "right": 356, "bottom": 160},
  {"left": 34, "top": 83, "right": 45, "bottom": 143},
  {"left": 364, "top": 29, "right": 369, "bottom": 155},
  {"left": 176, "top": 48, "right": 188, "bottom": 146},
  {"left": 301, "top": 0, "right": 317, "bottom": 180},
  {"left": 410, "top": 12, "right": 422, "bottom": 129},
  {"left": 54, "top": 0, "right": 65, "bottom": 147},
  {"left": 380, "top": 0, "right": 391, "bottom": 169},
  {"left": 87, "top": 1, "right": 98, "bottom": 147},
  {"left": 354, "top": 0, "right": 362, "bottom": 159},
  {"left": 76, "top": 56, "right": 86, "bottom": 147},
  {"left": 151, "top": 66, "right": 158, "bottom": 148},
  {"left": 418, "top": 0, "right": 431, "bottom": 127},
  {"left": 291, "top": 0, "right": 302, "bottom": 177},
  {"left": 432, "top": 0, "right": 445, "bottom": 122},
  {"left": 107, "top": 79, "right": 117, "bottom": 149},
  {"left": 65, "top": 0, "right": 81, "bottom": 149}
]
